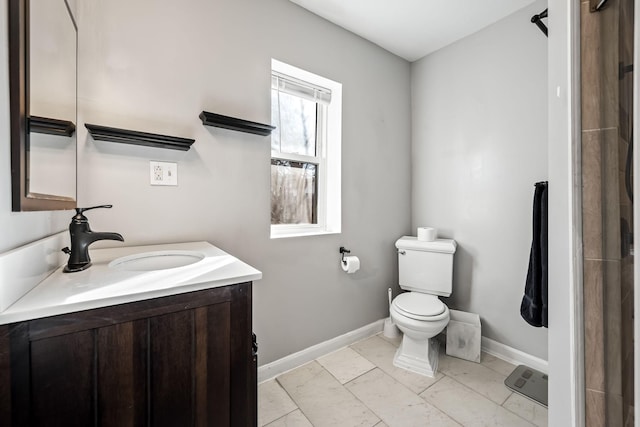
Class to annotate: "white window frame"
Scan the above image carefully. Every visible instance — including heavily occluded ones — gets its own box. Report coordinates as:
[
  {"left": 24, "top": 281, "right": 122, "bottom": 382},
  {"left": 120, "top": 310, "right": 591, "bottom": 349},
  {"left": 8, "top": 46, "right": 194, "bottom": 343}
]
[{"left": 270, "top": 59, "right": 342, "bottom": 239}]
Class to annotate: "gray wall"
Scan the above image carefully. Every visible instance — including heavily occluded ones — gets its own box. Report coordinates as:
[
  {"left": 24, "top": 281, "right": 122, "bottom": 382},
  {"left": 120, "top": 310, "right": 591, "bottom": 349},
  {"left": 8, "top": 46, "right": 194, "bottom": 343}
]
[
  {"left": 0, "top": 3, "right": 70, "bottom": 254},
  {"left": 1, "top": 0, "right": 561, "bottom": 370},
  {"left": 410, "top": 1, "right": 549, "bottom": 360},
  {"left": 0, "top": 0, "right": 584, "bottom": 420},
  {"left": 75, "top": 0, "right": 411, "bottom": 364}
]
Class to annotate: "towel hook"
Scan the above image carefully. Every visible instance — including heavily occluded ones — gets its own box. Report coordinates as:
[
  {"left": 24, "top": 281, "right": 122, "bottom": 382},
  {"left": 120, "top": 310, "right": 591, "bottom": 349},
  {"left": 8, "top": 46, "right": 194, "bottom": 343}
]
[{"left": 531, "top": 8, "right": 548, "bottom": 37}]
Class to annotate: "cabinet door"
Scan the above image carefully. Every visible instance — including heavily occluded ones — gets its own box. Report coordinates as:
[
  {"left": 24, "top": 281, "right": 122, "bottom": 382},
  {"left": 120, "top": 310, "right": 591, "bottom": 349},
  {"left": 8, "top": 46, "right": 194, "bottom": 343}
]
[
  {"left": 96, "top": 319, "right": 149, "bottom": 426},
  {"left": 4, "top": 283, "right": 253, "bottom": 427},
  {"left": 30, "top": 329, "right": 95, "bottom": 426},
  {"left": 0, "top": 325, "right": 12, "bottom": 426}
]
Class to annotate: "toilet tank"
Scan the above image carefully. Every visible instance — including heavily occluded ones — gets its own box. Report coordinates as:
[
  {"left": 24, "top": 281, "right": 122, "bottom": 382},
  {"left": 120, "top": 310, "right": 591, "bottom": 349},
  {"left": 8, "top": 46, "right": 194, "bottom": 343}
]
[{"left": 395, "top": 236, "right": 457, "bottom": 296}]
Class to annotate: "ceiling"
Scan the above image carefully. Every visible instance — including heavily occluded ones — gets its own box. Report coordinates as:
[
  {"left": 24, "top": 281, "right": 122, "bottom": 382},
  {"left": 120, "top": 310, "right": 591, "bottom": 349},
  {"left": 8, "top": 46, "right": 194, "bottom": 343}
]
[{"left": 289, "top": 0, "right": 538, "bottom": 62}]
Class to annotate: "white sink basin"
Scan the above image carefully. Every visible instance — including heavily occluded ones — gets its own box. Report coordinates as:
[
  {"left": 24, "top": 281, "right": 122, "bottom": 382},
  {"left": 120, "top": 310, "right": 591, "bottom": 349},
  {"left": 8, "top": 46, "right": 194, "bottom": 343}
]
[
  {"left": 0, "top": 241, "right": 263, "bottom": 325},
  {"left": 108, "top": 250, "right": 205, "bottom": 272}
]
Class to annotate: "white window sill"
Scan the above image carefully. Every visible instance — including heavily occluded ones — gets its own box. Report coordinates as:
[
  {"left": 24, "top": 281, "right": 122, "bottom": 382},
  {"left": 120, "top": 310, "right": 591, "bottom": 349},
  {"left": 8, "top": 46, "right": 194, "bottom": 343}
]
[{"left": 270, "top": 228, "right": 341, "bottom": 239}]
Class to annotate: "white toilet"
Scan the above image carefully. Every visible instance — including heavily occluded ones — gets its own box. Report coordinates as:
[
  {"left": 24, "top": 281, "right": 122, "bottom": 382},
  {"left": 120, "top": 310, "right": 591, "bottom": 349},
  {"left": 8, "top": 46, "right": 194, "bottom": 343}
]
[{"left": 390, "top": 236, "right": 457, "bottom": 377}]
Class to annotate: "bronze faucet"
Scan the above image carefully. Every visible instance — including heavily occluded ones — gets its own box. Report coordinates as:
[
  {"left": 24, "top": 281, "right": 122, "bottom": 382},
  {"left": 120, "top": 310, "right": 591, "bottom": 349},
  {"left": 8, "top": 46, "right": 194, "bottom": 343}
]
[{"left": 61, "top": 205, "right": 124, "bottom": 273}]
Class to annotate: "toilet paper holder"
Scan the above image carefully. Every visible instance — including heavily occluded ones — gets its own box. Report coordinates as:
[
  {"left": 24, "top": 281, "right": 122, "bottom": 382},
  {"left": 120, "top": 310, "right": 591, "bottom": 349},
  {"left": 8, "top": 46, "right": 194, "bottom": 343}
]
[{"left": 339, "top": 246, "right": 351, "bottom": 263}]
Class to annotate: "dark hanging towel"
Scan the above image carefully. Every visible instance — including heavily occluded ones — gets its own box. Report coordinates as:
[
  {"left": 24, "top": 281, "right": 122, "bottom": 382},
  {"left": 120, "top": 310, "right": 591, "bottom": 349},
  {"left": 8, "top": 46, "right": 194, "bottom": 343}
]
[{"left": 520, "top": 181, "right": 548, "bottom": 328}]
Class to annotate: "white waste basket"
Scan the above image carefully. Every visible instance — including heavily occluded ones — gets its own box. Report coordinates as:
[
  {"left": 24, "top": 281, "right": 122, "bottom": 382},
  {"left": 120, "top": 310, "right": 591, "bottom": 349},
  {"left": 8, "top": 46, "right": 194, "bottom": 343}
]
[{"left": 446, "top": 310, "right": 481, "bottom": 363}]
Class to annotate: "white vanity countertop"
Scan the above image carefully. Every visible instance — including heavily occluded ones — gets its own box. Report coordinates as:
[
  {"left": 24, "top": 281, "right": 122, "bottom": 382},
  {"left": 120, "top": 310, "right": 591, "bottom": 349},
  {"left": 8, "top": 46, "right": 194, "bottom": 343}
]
[{"left": 0, "top": 241, "right": 262, "bottom": 325}]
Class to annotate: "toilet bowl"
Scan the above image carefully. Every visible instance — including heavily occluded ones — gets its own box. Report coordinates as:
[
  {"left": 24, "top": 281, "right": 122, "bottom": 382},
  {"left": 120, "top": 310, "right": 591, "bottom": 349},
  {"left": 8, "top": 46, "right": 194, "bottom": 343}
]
[
  {"left": 390, "top": 292, "right": 449, "bottom": 377},
  {"left": 392, "top": 236, "right": 456, "bottom": 377}
]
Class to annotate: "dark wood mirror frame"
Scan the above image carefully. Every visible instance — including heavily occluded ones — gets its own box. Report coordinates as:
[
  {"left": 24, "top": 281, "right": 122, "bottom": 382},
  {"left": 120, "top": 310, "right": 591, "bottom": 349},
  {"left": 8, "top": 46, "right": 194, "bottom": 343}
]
[{"left": 9, "top": 0, "right": 76, "bottom": 212}]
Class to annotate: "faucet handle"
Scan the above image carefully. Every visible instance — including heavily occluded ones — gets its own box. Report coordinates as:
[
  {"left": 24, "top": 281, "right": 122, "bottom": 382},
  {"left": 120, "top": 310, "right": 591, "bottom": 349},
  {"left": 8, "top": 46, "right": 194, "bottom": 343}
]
[
  {"left": 75, "top": 205, "right": 113, "bottom": 215},
  {"left": 73, "top": 205, "right": 114, "bottom": 222}
]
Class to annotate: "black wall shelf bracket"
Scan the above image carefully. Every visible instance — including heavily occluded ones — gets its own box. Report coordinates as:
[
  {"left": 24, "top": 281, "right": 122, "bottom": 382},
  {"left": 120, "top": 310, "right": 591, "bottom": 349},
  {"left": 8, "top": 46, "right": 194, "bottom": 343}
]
[
  {"left": 199, "top": 111, "right": 275, "bottom": 136},
  {"left": 29, "top": 116, "right": 76, "bottom": 137},
  {"left": 85, "top": 123, "right": 195, "bottom": 151}
]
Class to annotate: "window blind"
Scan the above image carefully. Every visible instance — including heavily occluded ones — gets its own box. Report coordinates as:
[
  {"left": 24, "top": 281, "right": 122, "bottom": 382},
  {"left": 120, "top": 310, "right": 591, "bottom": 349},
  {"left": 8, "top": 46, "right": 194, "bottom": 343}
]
[{"left": 271, "top": 72, "right": 332, "bottom": 105}]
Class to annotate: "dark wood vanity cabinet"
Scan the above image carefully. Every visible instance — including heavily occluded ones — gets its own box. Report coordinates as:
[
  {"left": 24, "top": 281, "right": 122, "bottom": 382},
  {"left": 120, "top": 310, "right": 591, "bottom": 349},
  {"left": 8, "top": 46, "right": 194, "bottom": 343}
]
[{"left": 0, "top": 282, "right": 256, "bottom": 427}]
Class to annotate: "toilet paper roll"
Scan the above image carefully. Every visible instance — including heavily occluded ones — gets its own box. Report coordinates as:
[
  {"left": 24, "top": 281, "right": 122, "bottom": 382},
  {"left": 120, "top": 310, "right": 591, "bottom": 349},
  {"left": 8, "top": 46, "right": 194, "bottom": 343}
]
[
  {"left": 341, "top": 256, "right": 360, "bottom": 274},
  {"left": 417, "top": 227, "right": 437, "bottom": 241}
]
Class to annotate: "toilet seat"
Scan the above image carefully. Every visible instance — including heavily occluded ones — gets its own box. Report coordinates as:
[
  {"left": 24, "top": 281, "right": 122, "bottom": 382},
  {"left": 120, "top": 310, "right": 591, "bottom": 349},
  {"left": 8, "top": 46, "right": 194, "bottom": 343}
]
[{"left": 392, "top": 292, "right": 445, "bottom": 321}]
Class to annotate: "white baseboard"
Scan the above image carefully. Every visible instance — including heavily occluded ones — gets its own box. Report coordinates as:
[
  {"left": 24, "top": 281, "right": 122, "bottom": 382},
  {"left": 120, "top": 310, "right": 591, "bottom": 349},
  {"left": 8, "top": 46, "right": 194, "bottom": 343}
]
[
  {"left": 258, "top": 319, "right": 384, "bottom": 383},
  {"left": 258, "top": 320, "right": 548, "bottom": 383},
  {"left": 481, "top": 336, "right": 549, "bottom": 374}
]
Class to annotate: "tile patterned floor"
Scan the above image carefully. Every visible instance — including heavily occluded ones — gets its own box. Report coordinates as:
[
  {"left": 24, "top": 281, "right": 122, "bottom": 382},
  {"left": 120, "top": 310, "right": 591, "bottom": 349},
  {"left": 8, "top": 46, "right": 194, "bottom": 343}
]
[{"left": 258, "top": 333, "right": 548, "bottom": 427}]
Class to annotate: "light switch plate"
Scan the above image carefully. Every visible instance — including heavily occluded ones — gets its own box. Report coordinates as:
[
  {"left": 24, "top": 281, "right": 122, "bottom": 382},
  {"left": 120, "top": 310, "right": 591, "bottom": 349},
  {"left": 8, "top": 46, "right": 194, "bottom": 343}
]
[{"left": 150, "top": 161, "right": 178, "bottom": 186}]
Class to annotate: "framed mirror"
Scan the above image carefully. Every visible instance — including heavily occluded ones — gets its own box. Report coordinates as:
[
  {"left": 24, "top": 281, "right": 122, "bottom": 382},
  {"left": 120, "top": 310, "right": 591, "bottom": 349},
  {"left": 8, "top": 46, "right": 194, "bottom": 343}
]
[{"left": 9, "top": 0, "right": 77, "bottom": 211}]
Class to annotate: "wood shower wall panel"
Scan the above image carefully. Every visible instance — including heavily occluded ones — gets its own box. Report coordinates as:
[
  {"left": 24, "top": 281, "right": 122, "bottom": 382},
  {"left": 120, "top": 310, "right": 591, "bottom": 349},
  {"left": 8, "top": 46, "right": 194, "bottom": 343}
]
[{"left": 580, "top": 0, "right": 633, "bottom": 424}]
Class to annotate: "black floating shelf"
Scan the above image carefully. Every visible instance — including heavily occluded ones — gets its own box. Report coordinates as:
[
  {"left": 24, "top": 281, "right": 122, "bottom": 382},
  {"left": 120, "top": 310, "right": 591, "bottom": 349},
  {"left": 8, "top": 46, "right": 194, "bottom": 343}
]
[
  {"left": 199, "top": 111, "right": 275, "bottom": 136},
  {"left": 85, "top": 123, "right": 195, "bottom": 151},
  {"left": 29, "top": 116, "right": 76, "bottom": 137}
]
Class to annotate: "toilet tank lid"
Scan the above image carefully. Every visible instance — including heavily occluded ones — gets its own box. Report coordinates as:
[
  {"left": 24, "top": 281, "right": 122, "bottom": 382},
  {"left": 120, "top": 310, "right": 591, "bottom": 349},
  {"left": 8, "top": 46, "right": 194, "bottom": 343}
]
[{"left": 395, "top": 236, "right": 457, "bottom": 254}]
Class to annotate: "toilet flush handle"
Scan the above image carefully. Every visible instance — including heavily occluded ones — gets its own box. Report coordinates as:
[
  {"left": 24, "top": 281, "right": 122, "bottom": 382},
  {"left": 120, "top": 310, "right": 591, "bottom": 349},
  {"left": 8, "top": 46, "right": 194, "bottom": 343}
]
[{"left": 398, "top": 250, "right": 406, "bottom": 255}]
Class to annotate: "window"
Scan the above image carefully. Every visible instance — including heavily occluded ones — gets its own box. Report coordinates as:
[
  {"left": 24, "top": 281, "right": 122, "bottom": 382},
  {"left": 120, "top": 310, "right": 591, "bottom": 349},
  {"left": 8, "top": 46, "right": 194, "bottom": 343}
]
[{"left": 270, "top": 60, "right": 342, "bottom": 238}]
